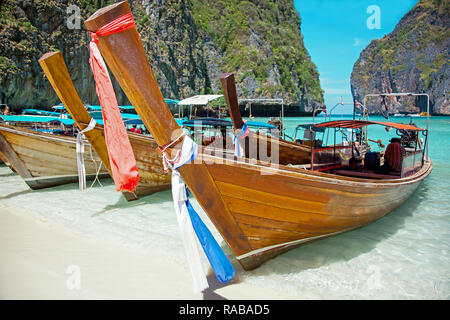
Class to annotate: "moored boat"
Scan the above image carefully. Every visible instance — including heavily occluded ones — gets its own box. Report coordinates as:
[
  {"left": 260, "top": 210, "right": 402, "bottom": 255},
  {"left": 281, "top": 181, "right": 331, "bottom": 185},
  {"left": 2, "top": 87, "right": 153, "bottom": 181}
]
[
  {"left": 37, "top": 51, "right": 171, "bottom": 200},
  {"left": 0, "top": 123, "right": 109, "bottom": 189},
  {"left": 85, "top": 1, "right": 432, "bottom": 270}
]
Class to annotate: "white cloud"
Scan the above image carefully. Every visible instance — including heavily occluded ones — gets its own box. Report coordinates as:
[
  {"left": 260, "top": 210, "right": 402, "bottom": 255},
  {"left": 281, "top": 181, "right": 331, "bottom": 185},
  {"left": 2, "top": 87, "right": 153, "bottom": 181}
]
[{"left": 353, "top": 37, "right": 366, "bottom": 47}]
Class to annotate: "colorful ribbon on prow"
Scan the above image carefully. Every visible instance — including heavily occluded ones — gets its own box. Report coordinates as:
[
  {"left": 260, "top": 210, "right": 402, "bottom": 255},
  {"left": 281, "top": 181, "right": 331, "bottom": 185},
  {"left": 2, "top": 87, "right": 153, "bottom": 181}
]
[
  {"left": 160, "top": 135, "right": 235, "bottom": 293},
  {"left": 233, "top": 120, "right": 249, "bottom": 157},
  {"left": 88, "top": 12, "right": 139, "bottom": 192}
]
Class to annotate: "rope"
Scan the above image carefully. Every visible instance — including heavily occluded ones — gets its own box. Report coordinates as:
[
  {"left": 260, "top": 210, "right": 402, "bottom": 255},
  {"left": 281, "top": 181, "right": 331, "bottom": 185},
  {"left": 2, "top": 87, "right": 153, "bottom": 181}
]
[
  {"left": 76, "top": 118, "right": 97, "bottom": 191},
  {"left": 87, "top": 143, "right": 104, "bottom": 189},
  {"left": 158, "top": 131, "right": 185, "bottom": 173}
]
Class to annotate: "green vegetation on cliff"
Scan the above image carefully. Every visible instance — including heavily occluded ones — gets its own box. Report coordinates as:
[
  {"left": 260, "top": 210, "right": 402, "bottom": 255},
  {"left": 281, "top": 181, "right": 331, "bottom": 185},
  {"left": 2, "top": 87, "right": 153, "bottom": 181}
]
[
  {"left": 1, "top": 0, "right": 323, "bottom": 112},
  {"left": 190, "top": 0, "right": 323, "bottom": 103},
  {"left": 351, "top": 0, "right": 449, "bottom": 114}
]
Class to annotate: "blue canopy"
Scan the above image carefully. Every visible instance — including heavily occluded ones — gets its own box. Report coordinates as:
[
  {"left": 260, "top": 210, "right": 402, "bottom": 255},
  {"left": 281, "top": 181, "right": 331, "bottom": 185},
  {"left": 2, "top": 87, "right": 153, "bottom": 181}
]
[
  {"left": 85, "top": 105, "right": 102, "bottom": 111},
  {"left": 164, "top": 99, "right": 181, "bottom": 105},
  {"left": 1, "top": 115, "right": 61, "bottom": 123},
  {"left": 246, "top": 120, "right": 276, "bottom": 129},
  {"left": 180, "top": 118, "right": 276, "bottom": 129},
  {"left": 123, "top": 118, "right": 144, "bottom": 125},
  {"left": 120, "top": 113, "right": 141, "bottom": 119},
  {"left": 22, "top": 109, "right": 61, "bottom": 117},
  {"left": 0, "top": 115, "right": 103, "bottom": 126}
]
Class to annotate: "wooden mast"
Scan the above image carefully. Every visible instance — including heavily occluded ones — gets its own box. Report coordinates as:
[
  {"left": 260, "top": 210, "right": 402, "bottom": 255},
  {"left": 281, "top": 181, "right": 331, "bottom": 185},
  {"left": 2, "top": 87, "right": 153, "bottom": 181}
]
[
  {"left": 38, "top": 51, "right": 138, "bottom": 201},
  {"left": 84, "top": 1, "right": 253, "bottom": 256},
  {"left": 220, "top": 73, "right": 244, "bottom": 130},
  {"left": 85, "top": 1, "right": 179, "bottom": 148},
  {"left": 220, "top": 71, "right": 312, "bottom": 165}
]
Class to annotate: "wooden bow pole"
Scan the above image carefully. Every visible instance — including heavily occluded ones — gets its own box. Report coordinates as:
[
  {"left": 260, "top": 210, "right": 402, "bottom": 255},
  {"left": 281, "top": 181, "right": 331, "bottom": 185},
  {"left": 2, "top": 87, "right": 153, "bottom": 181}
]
[{"left": 39, "top": 51, "right": 138, "bottom": 200}]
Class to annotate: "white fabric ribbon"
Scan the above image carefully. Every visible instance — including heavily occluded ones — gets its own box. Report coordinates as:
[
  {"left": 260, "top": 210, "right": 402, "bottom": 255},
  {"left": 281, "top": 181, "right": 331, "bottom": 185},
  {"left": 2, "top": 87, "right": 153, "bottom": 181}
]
[
  {"left": 76, "top": 118, "right": 97, "bottom": 191},
  {"left": 163, "top": 135, "right": 208, "bottom": 293},
  {"left": 233, "top": 121, "right": 249, "bottom": 157}
]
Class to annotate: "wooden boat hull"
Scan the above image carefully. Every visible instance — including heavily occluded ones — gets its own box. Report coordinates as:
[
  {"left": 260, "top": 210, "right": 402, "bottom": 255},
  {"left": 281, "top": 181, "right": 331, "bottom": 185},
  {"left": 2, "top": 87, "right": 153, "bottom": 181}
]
[
  {"left": 0, "top": 124, "right": 170, "bottom": 195},
  {"left": 187, "top": 150, "right": 432, "bottom": 270},
  {"left": 82, "top": 1, "right": 433, "bottom": 271}
]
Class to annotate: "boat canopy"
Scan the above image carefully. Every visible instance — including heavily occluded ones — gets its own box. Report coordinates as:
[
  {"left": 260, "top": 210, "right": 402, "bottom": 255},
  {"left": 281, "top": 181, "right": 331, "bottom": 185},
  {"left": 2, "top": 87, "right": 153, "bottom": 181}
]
[
  {"left": 124, "top": 117, "right": 276, "bottom": 129},
  {"left": 1, "top": 115, "right": 60, "bottom": 123},
  {"left": 295, "top": 123, "right": 326, "bottom": 133},
  {"left": 179, "top": 117, "right": 276, "bottom": 129},
  {"left": 119, "top": 99, "right": 180, "bottom": 110},
  {"left": 178, "top": 95, "right": 223, "bottom": 105},
  {"left": 314, "top": 120, "right": 425, "bottom": 131},
  {"left": 22, "top": 109, "right": 61, "bottom": 117},
  {"left": 181, "top": 118, "right": 231, "bottom": 128},
  {"left": 0, "top": 115, "right": 104, "bottom": 126}
]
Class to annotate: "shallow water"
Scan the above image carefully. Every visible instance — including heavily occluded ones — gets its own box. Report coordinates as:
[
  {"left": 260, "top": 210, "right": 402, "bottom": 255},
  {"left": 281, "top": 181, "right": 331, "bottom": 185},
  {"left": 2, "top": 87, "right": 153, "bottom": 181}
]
[{"left": 0, "top": 115, "right": 448, "bottom": 299}]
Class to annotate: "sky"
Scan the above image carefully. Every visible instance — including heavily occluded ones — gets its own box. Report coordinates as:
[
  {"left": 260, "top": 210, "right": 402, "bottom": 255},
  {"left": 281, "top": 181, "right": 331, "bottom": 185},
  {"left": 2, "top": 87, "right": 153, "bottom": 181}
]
[{"left": 293, "top": 0, "right": 419, "bottom": 114}]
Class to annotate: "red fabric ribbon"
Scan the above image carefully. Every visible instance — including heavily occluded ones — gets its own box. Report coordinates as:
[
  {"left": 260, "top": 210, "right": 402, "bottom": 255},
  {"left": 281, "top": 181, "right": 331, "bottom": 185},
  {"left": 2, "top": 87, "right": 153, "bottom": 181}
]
[{"left": 89, "top": 13, "right": 139, "bottom": 192}]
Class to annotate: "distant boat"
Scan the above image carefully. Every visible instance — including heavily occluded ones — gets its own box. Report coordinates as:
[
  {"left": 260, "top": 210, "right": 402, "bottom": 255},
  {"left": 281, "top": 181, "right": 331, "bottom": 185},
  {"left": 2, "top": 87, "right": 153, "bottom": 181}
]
[
  {"left": 408, "top": 113, "right": 421, "bottom": 117},
  {"left": 394, "top": 113, "right": 406, "bottom": 117},
  {"left": 0, "top": 122, "right": 110, "bottom": 190},
  {"left": 419, "top": 112, "right": 431, "bottom": 117}
]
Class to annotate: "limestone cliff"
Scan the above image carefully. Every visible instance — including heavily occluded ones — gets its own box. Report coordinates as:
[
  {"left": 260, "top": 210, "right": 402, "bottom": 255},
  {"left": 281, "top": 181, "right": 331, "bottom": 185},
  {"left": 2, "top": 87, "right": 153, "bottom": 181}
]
[
  {"left": 0, "top": 0, "right": 323, "bottom": 115},
  {"left": 351, "top": 0, "right": 449, "bottom": 115}
]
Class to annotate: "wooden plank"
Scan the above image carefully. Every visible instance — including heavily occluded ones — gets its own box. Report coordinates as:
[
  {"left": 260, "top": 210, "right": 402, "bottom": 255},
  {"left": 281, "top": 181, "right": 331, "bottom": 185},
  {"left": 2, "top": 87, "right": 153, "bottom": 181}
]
[
  {"left": 38, "top": 52, "right": 113, "bottom": 179},
  {"left": 38, "top": 51, "right": 171, "bottom": 201},
  {"left": 220, "top": 73, "right": 244, "bottom": 130}
]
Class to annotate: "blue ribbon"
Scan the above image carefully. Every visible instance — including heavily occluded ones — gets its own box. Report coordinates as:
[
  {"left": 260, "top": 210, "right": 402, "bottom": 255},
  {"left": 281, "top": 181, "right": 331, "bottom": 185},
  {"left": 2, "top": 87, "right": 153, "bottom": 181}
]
[{"left": 185, "top": 189, "right": 235, "bottom": 283}]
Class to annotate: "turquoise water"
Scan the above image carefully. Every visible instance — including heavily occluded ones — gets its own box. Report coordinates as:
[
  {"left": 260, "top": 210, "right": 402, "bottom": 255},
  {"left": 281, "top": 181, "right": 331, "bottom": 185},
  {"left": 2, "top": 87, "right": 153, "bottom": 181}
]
[{"left": 0, "top": 115, "right": 448, "bottom": 299}]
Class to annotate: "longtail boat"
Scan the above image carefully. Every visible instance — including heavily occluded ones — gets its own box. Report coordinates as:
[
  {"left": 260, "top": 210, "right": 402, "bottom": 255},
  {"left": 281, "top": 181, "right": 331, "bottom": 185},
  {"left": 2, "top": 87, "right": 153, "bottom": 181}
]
[
  {"left": 35, "top": 51, "right": 170, "bottom": 200},
  {"left": 0, "top": 119, "right": 171, "bottom": 198},
  {"left": 0, "top": 123, "right": 109, "bottom": 189},
  {"left": 85, "top": 1, "right": 432, "bottom": 270}
]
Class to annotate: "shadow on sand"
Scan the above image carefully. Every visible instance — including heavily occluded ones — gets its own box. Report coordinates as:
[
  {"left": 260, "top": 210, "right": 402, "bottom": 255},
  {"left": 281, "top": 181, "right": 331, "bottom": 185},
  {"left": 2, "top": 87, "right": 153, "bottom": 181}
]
[{"left": 91, "top": 188, "right": 173, "bottom": 217}]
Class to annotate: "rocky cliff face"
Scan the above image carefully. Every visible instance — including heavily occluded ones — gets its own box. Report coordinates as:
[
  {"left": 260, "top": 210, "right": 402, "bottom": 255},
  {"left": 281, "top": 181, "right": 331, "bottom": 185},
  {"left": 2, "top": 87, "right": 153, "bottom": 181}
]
[
  {"left": 0, "top": 0, "right": 323, "bottom": 115},
  {"left": 351, "top": 0, "right": 449, "bottom": 115}
]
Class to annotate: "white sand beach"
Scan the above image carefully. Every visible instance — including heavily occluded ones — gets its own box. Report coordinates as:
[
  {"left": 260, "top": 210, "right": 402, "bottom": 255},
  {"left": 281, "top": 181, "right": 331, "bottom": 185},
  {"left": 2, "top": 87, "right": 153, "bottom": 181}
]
[{"left": 0, "top": 203, "right": 291, "bottom": 300}]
